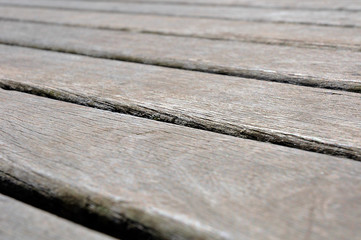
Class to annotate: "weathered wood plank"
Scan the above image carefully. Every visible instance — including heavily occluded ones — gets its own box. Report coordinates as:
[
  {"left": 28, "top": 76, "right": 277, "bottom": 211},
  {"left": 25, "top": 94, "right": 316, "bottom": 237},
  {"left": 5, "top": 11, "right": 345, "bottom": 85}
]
[
  {"left": 0, "top": 0, "right": 361, "bottom": 27},
  {"left": 1, "top": 89, "right": 361, "bottom": 240},
  {"left": 0, "top": 45, "right": 360, "bottom": 160},
  {"left": 0, "top": 194, "right": 116, "bottom": 240},
  {"left": 1, "top": 7, "right": 360, "bottom": 51},
  {"left": 0, "top": 21, "right": 360, "bottom": 92},
  {"left": 87, "top": 0, "right": 361, "bottom": 11}
]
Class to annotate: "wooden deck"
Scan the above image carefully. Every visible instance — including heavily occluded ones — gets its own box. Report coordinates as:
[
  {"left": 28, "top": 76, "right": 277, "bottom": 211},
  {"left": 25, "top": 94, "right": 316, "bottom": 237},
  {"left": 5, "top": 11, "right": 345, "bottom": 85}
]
[{"left": 0, "top": 1, "right": 360, "bottom": 240}]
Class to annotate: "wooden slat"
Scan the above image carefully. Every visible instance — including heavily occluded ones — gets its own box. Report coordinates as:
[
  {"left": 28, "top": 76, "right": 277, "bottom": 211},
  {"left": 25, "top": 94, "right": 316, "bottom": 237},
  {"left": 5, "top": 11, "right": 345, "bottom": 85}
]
[
  {"left": 0, "top": 0, "right": 361, "bottom": 27},
  {"left": 0, "top": 194, "right": 115, "bottom": 240},
  {"left": 0, "top": 45, "right": 360, "bottom": 160},
  {"left": 87, "top": 0, "right": 361, "bottom": 11},
  {"left": 1, "top": 89, "right": 361, "bottom": 240},
  {"left": 0, "top": 7, "right": 360, "bottom": 51},
  {"left": 0, "top": 21, "right": 360, "bottom": 93}
]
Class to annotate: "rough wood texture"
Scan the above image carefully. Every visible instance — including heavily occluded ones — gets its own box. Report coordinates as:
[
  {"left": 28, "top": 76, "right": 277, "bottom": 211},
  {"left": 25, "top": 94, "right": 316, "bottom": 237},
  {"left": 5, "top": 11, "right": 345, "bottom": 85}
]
[
  {"left": 0, "top": 45, "right": 360, "bottom": 160},
  {"left": 1, "top": 7, "right": 360, "bottom": 51},
  {"left": 74, "top": 0, "right": 361, "bottom": 11},
  {"left": 1, "top": 0, "right": 361, "bottom": 27},
  {"left": 0, "top": 194, "right": 116, "bottom": 240},
  {"left": 1, "top": 89, "right": 361, "bottom": 240},
  {"left": 0, "top": 21, "right": 360, "bottom": 93}
]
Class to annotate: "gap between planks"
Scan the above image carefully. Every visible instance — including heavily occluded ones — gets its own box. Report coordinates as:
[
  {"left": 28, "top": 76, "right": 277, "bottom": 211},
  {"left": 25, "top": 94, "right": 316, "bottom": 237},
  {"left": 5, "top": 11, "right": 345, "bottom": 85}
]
[
  {"left": 0, "top": 175, "right": 159, "bottom": 240},
  {"left": 1, "top": 80, "right": 360, "bottom": 161},
  {"left": 0, "top": 193, "right": 117, "bottom": 240}
]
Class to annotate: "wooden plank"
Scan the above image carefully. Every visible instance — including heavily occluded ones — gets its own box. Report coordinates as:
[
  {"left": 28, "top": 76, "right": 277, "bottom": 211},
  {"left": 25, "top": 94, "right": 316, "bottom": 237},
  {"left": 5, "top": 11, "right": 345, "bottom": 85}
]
[
  {"left": 0, "top": 0, "right": 361, "bottom": 27},
  {"left": 1, "top": 89, "right": 361, "bottom": 240},
  {"left": 0, "top": 45, "right": 360, "bottom": 160},
  {"left": 0, "top": 21, "right": 360, "bottom": 93},
  {"left": 0, "top": 7, "right": 360, "bottom": 51},
  {"left": 0, "top": 194, "right": 116, "bottom": 240},
  {"left": 87, "top": 0, "right": 361, "bottom": 11}
]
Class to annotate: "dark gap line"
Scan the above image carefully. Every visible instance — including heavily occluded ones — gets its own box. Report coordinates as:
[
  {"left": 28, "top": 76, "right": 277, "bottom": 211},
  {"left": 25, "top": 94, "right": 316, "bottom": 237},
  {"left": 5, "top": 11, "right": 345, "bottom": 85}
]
[
  {"left": 1, "top": 17, "right": 359, "bottom": 53},
  {"left": 51, "top": 0, "right": 361, "bottom": 13},
  {"left": 0, "top": 3, "right": 360, "bottom": 29},
  {"left": 1, "top": 78, "right": 359, "bottom": 161},
  {"left": 0, "top": 170, "right": 163, "bottom": 240}
]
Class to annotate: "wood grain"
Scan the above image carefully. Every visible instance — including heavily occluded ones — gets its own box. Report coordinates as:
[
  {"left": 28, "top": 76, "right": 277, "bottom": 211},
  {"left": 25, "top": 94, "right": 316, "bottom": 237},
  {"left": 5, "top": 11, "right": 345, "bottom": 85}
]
[
  {"left": 0, "top": 7, "right": 360, "bottom": 51},
  {"left": 0, "top": 0, "right": 361, "bottom": 27},
  {"left": 0, "top": 194, "right": 116, "bottom": 240},
  {"left": 1, "top": 89, "right": 361, "bottom": 240},
  {"left": 71, "top": 0, "right": 361, "bottom": 11},
  {"left": 0, "top": 45, "right": 360, "bottom": 160},
  {"left": 0, "top": 21, "right": 360, "bottom": 92}
]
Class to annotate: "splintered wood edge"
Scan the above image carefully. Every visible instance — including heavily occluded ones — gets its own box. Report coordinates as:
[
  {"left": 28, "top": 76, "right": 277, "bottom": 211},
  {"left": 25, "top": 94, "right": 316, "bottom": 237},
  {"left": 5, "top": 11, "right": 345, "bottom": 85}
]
[{"left": 0, "top": 79, "right": 360, "bottom": 161}]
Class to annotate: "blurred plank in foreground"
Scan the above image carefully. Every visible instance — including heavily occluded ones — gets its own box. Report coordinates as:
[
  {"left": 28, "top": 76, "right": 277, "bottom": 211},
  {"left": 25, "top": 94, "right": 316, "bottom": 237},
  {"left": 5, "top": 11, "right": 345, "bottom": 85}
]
[{"left": 0, "top": 194, "right": 116, "bottom": 240}]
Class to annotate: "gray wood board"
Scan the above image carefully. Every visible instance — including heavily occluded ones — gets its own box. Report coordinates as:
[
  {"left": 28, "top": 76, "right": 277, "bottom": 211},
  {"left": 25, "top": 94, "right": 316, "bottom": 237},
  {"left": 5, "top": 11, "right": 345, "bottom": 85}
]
[
  {"left": 0, "top": 7, "right": 360, "bottom": 51},
  {"left": 0, "top": 0, "right": 361, "bottom": 27},
  {"left": 70, "top": 0, "right": 361, "bottom": 11},
  {"left": 1, "top": 89, "right": 361, "bottom": 240},
  {"left": 0, "top": 45, "right": 360, "bottom": 160},
  {"left": 0, "top": 194, "right": 116, "bottom": 240},
  {"left": 0, "top": 21, "right": 360, "bottom": 93}
]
